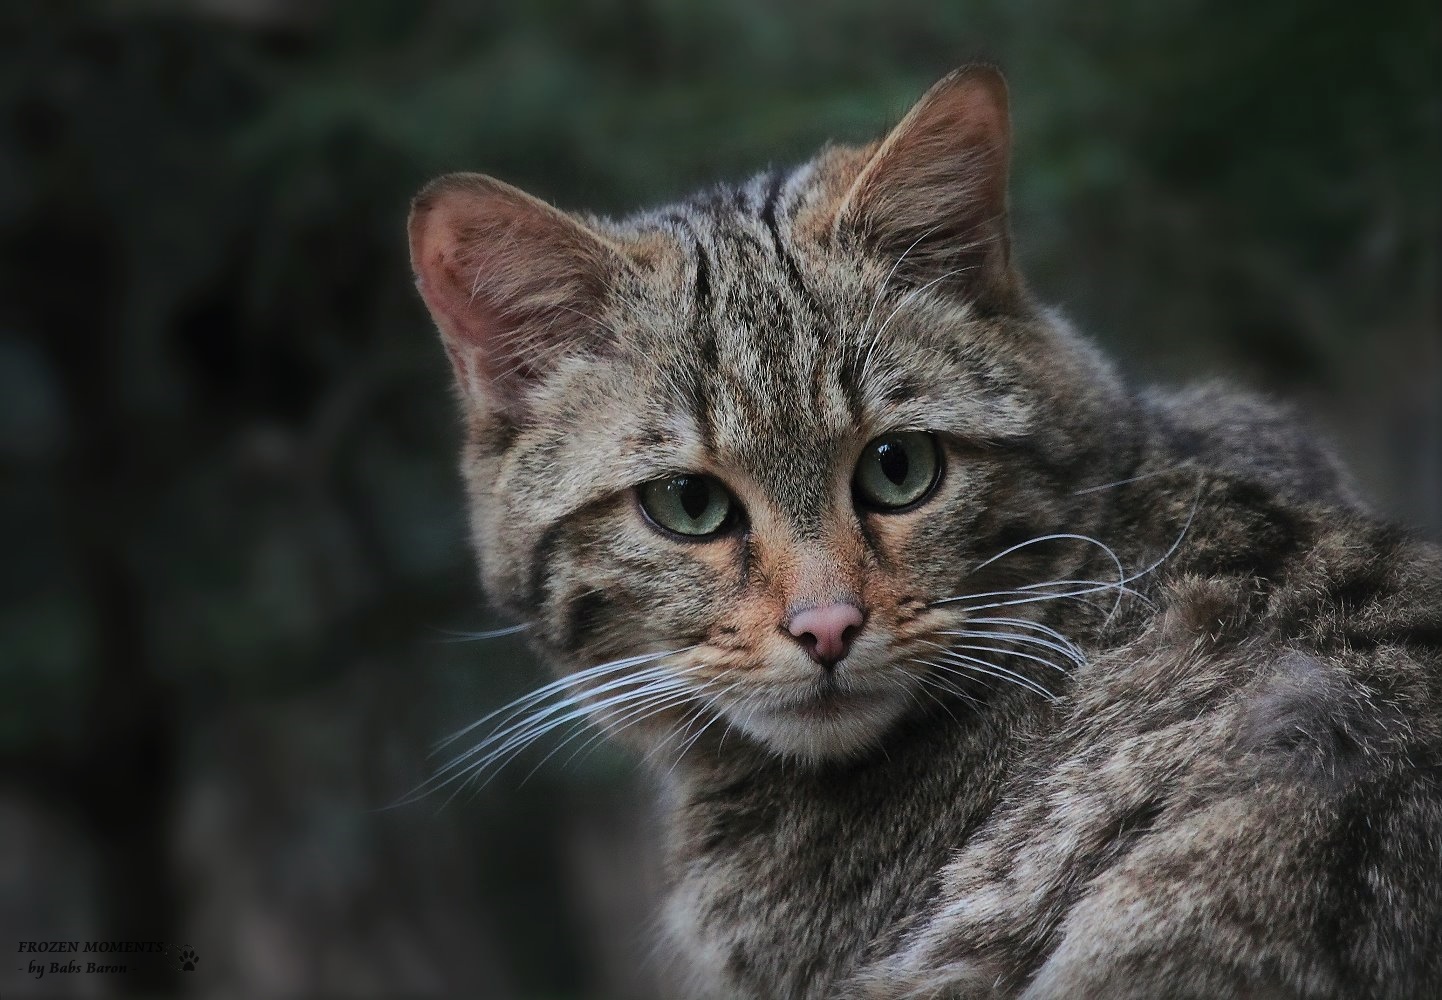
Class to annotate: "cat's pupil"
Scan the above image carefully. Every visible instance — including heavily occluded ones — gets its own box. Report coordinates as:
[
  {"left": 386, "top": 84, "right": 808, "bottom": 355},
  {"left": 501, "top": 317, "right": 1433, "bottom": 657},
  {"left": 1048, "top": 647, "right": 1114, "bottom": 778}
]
[
  {"left": 878, "top": 442, "right": 909, "bottom": 485},
  {"left": 677, "top": 477, "right": 710, "bottom": 520}
]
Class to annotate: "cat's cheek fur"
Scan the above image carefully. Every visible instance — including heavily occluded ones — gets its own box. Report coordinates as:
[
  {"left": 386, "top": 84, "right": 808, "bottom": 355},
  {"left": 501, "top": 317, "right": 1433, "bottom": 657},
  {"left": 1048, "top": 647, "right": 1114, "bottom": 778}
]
[{"left": 556, "top": 519, "right": 739, "bottom": 656}]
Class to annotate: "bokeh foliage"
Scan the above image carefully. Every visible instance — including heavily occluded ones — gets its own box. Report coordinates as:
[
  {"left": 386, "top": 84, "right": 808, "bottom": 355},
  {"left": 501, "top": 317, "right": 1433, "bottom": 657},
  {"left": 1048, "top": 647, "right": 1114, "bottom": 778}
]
[{"left": 1, "top": 0, "right": 1436, "bottom": 996}]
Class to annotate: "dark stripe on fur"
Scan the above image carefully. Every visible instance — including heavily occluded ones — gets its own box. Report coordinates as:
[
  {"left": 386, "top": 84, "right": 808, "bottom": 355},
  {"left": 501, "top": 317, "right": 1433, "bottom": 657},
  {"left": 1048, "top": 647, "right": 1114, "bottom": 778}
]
[
  {"left": 665, "top": 212, "right": 719, "bottom": 448},
  {"left": 759, "top": 169, "right": 822, "bottom": 313}
]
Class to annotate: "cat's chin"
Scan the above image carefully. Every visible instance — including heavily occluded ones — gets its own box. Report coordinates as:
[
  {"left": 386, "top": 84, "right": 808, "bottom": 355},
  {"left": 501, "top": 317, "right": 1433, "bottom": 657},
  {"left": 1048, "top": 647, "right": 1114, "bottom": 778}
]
[{"left": 729, "top": 687, "right": 914, "bottom": 763}]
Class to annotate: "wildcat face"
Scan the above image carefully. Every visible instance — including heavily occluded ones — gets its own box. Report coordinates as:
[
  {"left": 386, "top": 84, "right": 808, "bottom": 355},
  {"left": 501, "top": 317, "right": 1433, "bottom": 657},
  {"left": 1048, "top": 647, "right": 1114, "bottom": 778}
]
[{"left": 411, "top": 68, "right": 1136, "bottom": 762}]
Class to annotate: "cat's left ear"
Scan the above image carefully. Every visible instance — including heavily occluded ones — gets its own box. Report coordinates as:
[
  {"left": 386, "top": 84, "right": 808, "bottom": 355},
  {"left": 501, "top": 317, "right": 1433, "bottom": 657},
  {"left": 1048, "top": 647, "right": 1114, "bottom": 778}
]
[{"left": 834, "top": 65, "right": 1019, "bottom": 309}]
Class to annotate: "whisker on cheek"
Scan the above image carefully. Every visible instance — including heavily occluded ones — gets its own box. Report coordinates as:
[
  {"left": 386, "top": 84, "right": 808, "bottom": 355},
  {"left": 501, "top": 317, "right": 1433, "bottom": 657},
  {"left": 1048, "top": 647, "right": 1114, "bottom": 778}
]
[
  {"left": 910, "top": 656, "right": 996, "bottom": 698},
  {"left": 432, "top": 648, "right": 689, "bottom": 754},
  {"left": 648, "top": 699, "right": 718, "bottom": 769},
  {"left": 525, "top": 681, "right": 713, "bottom": 785},
  {"left": 576, "top": 668, "right": 745, "bottom": 768},
  {"left": 930, "top": 579, "right": 1153, "bottom": 612},
  {"left": 931, "top": 635, "right": 1078, "bottom": 675},
  {"left": 436, "top": 661, "right": 689, "bottom": 774},
  {"left": 967, "top": 616, "right": 1088, "bottom": 660},
  {"left": 925, "top": 650, "right": 1059, "bottom": 702},
  {"left": 662, "top": 681, "right": 749, "bottom": 776},
  {"left": 399, "top": 647, "right": 706, "bottom": 806},
  {"left": 431, "top": 621, "right": 534, "bottom": 642},
  {"left": 929, "top": 487, "right": 1203, "bottom": 621},
  {"left": 902, "top": 662, "right": 985, "bottom": 713},
  {"left": 467, "top": 673, "right": 700, "bottom": 779},
  {"left": 943, "top": 628, "right": 1087, "bottom": 670}
]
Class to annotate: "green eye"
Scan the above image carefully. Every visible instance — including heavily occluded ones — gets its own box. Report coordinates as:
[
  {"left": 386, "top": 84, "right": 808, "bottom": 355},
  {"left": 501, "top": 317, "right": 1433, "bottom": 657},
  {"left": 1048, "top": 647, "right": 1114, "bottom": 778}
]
[
  {"left": 854, "top": 431, "right": 941, "bottom": 510},
  {"left": 638, "top": 475, "right": 736, "bottom": 538}
]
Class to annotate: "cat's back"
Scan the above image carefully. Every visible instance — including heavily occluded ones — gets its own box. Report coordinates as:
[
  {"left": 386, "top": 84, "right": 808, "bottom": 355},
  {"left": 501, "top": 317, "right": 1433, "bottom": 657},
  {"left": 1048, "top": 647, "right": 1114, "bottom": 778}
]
[
  {"left": 856, "top": 492, "right": 1442, "bottom": 999},
  {"left": 1144, "top": 381, "right": 1365, "bottom": 511}
]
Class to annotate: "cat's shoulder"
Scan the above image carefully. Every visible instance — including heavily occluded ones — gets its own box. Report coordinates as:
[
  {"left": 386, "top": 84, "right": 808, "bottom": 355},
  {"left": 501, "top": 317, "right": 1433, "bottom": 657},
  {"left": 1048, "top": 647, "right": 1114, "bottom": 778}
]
[{"left": 1142, "top": 380, "right": 1363, "bottom": 512}]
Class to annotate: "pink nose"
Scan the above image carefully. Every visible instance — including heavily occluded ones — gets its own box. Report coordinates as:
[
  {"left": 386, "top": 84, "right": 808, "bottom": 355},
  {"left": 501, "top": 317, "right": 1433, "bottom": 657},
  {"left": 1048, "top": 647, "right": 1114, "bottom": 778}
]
[{"left": 787, "top": 602, "right": 865, "bottom": 669}]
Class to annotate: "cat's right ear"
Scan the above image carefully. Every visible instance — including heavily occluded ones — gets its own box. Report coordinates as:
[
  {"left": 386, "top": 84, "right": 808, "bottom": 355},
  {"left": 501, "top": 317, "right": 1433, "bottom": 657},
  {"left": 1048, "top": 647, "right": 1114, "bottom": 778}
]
[
  {"left": 833, "top": 65, "right": 1019, "bottom": 309},
  {"left": 408, "top": 173, "right": 626, "bottom": 417}
]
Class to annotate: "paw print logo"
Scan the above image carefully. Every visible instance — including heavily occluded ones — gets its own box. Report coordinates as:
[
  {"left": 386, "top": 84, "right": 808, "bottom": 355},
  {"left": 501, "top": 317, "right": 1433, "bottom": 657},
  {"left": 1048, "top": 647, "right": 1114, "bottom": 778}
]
[{"left": 176, "top": 946, "right": 199, "bottom": 972}]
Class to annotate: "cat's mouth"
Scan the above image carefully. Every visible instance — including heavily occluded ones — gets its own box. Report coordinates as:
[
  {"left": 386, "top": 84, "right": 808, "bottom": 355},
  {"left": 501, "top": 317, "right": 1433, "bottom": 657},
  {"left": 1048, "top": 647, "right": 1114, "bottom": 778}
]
[
  {"left": 728, "top": 674, "right": 915, "bottom": 761},
  {"left": 778, "top": 683, "right": 872, "bottom": 719}
]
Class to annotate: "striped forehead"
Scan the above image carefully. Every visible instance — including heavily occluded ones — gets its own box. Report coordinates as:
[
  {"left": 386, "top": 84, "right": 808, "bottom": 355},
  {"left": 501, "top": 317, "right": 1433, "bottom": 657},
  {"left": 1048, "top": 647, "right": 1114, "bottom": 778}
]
[{"left": 655, "top": 169, "right": 864, "bottom": 526}]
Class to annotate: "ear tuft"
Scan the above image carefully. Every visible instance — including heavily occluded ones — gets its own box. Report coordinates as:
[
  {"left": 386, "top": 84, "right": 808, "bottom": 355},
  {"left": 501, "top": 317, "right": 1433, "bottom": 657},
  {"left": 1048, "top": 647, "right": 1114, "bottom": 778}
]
[
  {"left": 836, "top": 65, "right": 1017, "bottom": 307},
  {"left": 408, "top": 173, "right": 626, "bottom": 416}
]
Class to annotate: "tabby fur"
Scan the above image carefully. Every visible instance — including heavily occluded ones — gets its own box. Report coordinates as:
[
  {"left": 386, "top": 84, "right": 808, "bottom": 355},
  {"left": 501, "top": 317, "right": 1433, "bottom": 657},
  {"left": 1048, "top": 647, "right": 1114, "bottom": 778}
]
[{"left": 408, "top": 67, "right": 1442, "bottom": 998}]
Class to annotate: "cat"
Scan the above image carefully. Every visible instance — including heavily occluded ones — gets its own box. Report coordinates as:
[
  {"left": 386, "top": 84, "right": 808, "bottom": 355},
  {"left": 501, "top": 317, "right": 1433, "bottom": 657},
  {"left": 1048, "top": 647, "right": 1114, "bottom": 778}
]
[{"left": 406, "top": 66, "right": 1442, "bottom": 999}]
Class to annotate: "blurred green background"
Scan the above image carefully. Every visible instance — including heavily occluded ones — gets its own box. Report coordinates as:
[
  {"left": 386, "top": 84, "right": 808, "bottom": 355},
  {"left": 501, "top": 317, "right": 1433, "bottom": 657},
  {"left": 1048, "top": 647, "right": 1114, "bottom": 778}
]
[{"left": 0, "top": 0, "right": 1436, "bottom": 996}]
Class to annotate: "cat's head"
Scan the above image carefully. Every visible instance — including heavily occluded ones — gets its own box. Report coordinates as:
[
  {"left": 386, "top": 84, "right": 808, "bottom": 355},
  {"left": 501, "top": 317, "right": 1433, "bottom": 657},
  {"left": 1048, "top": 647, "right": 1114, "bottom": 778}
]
[{"left": 410, "top": 67, "right": 1136, "bottom": 762}]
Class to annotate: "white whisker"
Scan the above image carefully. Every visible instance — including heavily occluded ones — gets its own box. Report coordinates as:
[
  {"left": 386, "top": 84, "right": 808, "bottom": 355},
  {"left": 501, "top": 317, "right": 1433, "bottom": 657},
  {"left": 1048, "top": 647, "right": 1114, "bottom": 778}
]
[
  {"left": 583, "top": 695, "right": 701, "bottom": 768},
  {"left": 855, "top": 225, "right": 943, "bottom": 370},
  {"left": 1072, "top": 461, "right": 1190, "bottom": 496},
  {"left": 941, "top": 628, "right": 1086, "bottom": 669},
  {"left": 931, "top": 579, "right": 1151, "bottom": 612},
  {"left": 427, "top": 683, "right": 691, "bottom": 805},
  {"left": 524, "top": 681, "right": 712, "bottom": 785},
  {"left": 572, "top": 673, "right": 734, "bottom": 770},
  {"left": 908, "top": 655, "right": 995, "bottom": 696},
  {"left": 943, "top": 586, "right": 1128, "bottom": 614},
  {"left": 926, "top": 649, "right": 1058, "bottom": 702},
  {"left": 432, "top": 622, "right": 532, "bottom": 643},
  {"left": 965, "top": 531, "right": 1129, "bottom": 617},
  {"left": 460, "top": 673, "right": 700, "bottom": 783},
  {"left": 903, "top": 663, "right": 983, "bottom": 714},
  {"left": 433, "top": 661, "right": 684, "bottom": 772},
  {"left": 665, "top": 699, "right": 739, "bottom": 777},
  {"left": 651, "top": 698, "right": 722, "bottom": 769},
  {"left": 966, "top": 616, "right": 1086, "bottom": 658},
  {"left": 928, "top": 637, "right": 1070, "bottom": 677},
  {"left": 433, "top": 648, "right": 693, "bottom": 753},
  {"left": 861, "top": 267, "right": 968, "bottom": 381},
  {"left": 399, "top": 649, "right": 703, "bottom": 807},
  {"left": 658, "top": 676, "right": 749, "bottom": 769}
]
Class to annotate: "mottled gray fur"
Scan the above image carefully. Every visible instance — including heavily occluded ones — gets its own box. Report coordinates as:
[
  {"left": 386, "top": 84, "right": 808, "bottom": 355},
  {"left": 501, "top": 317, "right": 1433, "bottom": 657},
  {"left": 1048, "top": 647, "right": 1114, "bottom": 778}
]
[{"left": 408, "top": 67, "right": 1442, "bottom": 998}]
